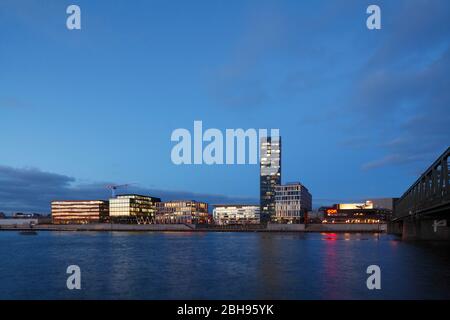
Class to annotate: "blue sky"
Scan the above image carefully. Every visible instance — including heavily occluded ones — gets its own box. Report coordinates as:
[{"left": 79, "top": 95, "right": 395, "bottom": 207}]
[{"left": 0, "top": 0, "right": 449, "bottom": 213}]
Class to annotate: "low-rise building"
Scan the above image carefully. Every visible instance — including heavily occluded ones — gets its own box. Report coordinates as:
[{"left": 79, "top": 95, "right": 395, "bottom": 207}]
[
  {"left": 322, "top": 200, "right": 389, "bottom": 224},
  {"left": 109, "top": 194, "right": 161, "bottom": 224},
  {"left": 0, "top": 218, "right": 39, "bottom": 227},
  {"left": 274, "top": 182, "right": 312, "bottom": 223},
  {"left": 213, "top": 204, "right": 260, "bottom": 225},
  {"left": 156, "top": 200, "right": 209, "bottom": 224},
  {"left": 306, "top": 210, "right": 324, "bottom": 224},
  {"left": 13, "top": 212, "right": 44, "bottom": 218},
  {"left": 51, "top": 200, "right": 109, "bottom": 224}
]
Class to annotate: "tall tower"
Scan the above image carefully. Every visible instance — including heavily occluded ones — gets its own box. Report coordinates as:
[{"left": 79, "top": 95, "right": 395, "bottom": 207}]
[{"left": 260, "top": 135, "right": 281, "bottom": 222}]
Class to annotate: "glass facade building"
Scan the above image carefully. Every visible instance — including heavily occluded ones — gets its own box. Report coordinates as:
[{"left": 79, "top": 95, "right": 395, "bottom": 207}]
[
  {"left": 260, "top": 135, "right": 281, "bottom": 222},
  {"left": 109, "top": 194, "right": 161, "bottom": 223},
  {"left": 51, "top": 200, "right": 109, "bottom": 224},
  {"left": 274, "top": 183, "right": 312, "bottom": 223},
  {"left": 155, "top": 200, "right": 210, "bottom": 224},
  {"left": 213, "top": 204, "right": 261, "bottom": 225}
]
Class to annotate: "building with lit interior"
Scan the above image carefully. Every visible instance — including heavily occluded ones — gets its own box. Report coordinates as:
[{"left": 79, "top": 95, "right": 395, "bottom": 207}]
[
  {"left": 260, "top": 135, "right": 281, "bottom": 222},
  {"left": 213, "top": 204, "right": 261, "bottom": 225},
  {"left": 156, "top": 200, "right": 210, "bottom": 224},
  {"left": 51, "top": 200, "right": 109, "bottom": 224},
  {"left": 274, "top": 182, "right": 312, "bottom": 223},
  {"left": 321, "top": 199, "right": 392, "bottom": 224},
  {"left": 109, "top": 194, "right": 161, "bottom": 224}
]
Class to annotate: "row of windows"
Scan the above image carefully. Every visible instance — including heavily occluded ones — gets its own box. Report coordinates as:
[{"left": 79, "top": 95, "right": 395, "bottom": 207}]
[{"left": 275, "top": 196, "right": 301, "bottom": 200}]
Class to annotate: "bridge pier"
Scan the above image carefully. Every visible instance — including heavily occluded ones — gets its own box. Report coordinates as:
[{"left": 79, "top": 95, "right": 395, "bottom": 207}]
[
  {"left": 387, "top": 221, "right": 403, "bottom": 235},
  {"left": 401, "top": 215, "right": 449, "bottom": 241}
]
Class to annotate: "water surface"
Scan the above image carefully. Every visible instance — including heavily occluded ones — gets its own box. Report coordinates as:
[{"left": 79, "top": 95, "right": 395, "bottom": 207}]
[{"left": 1, "top": 231, "right": 449, "bottom": 299}]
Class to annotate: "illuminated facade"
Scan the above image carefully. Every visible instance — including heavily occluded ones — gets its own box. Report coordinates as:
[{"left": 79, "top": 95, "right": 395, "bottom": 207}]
[
  {"left": 322, "top": 200, "right": 389, "bottom": 224},
  {"left": 213, "top": 205, "right": 260, "bottom": 225},
  {"left": 260, "top": 135, "right": 281, "bottom": 221},
  {"left": 156, "top": 200, "right": 210, "bottom": 224},
  {"left": 51, "top": 200, "right": 109, "bottom": 224},
  {"left": 274, "top": 182, "right": 312, "bottom": 223},
  {"left": 109, "top": 194, "right": 160, "bottom": 223}
]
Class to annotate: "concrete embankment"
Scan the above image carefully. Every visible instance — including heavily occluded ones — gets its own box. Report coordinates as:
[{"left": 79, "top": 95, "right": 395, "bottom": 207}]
[
  {"left": 0, "top": 223, "right": 196, "bottom": 232},
  {"left": 0, "top": 223, "right": 387, "bottom": 233},
  {"left": 267, "top": 224, "right": 305, "bottom": 231},
  {"left": 306, "top": 223, "right": 386, "bottom": 233},
  {"left": 51, "top": 223, "right": 196, "bottom": 231}
]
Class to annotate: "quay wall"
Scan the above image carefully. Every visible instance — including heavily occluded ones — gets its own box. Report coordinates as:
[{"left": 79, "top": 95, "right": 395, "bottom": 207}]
[
  {"left": 306, "top": 223, "right": 386, "bottom": 232},
  {"left": 0, "top": 222, "right": 387, "bottom": 233},
  {"left": 0, "top": 223, "right": 195, "bottom": 232},
  {"left": 0, "top": 218, "right": 39, "bottom": 226},
  {"left": 266, "top": 223, "right": 305, "bottom": 231}
]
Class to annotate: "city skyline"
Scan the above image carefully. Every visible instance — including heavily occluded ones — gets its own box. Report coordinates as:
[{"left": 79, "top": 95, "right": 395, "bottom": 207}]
[{"left": 1, "top": 0, "right": 449, "bottom": 214}]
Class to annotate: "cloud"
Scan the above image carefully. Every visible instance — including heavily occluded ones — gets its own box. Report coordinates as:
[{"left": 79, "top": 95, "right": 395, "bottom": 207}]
[
  {"left": 0, "top": 165, "right": 75, "bottom": 213},
  {"left": 207, "top": 3, "right": 288, "bottom": 108},
  {"left": 350, "top": 0, "right": 450, "bottom": 170},
  {"left": 361, "top": 154, "right": 427, "bottom": 171},
  {"left": 0, "top": 165, "right": 257, "bottom": 214}
]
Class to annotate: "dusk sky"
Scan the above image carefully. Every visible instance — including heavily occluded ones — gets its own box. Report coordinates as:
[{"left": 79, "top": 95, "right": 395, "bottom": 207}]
[{"left": 0, "top": 0, "right": 449, "bottom": 213}]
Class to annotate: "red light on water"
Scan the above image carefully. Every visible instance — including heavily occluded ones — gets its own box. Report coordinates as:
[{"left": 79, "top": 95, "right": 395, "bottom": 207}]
[{"left": 324, "top": 233, "right": 338, "bottom": 241}]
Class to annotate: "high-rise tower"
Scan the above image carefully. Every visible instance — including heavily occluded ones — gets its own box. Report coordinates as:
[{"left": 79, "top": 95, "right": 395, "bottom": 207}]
[{"left": 260, "top": 135, "right": 281, "bottom": 222}]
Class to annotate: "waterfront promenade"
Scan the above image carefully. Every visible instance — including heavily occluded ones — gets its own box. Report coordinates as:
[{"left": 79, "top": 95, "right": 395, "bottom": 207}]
[{"left": 0, "top": 222, "right": 387, "bottom": 233}]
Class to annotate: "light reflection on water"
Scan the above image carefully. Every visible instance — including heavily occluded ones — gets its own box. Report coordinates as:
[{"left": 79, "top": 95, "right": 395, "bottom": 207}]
[{"left": 0, "top": 231, "right": 449, "bottom": 299}]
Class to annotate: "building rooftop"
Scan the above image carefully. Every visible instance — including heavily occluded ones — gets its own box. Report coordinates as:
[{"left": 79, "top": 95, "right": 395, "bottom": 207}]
[
  {"left": 213, "top": 204, "right": 260, "bottom": 208},
  {"left": 52, "top": 199, "right": 108, "bottom": 203},
  {"left": 159, "top": 199, "right": 205, "bottom": 203},
  {"left": 115, "top": 194, "right": 161, "bottom": 200}
]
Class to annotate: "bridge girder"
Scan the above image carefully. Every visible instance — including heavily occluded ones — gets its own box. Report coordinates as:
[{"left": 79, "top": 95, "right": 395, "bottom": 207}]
[{"left": 394, "top": 147, "right": 449, "bottom": 219}]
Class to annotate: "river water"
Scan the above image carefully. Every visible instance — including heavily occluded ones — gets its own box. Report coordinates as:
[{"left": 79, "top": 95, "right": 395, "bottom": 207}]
[{"left": 0, "top": 231, "right": 449, "bottom": 299}]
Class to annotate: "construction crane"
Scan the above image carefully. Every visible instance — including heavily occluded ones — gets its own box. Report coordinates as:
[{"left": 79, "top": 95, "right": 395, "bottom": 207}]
[{"left": 106, "top": 183, "right": 132, "bottom": 198}]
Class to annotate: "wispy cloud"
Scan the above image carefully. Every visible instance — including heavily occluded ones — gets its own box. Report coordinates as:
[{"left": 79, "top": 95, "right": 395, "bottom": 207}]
[
  {"left": 350, "top": 0, "right": 450, "bottom": 171},
  {"left": 361, "top": 154, "right": 426, "bottom": 171}
]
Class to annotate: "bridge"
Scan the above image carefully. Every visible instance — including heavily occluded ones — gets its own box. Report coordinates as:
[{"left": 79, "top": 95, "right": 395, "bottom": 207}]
[{"left": 391, "top": 147, "right": 450, "bottom": 240}]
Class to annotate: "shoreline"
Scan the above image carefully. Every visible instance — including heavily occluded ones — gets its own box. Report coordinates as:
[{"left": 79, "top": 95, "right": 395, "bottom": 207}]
[{"left": 0, "top": 223, "right": 387, "bottom": 233}]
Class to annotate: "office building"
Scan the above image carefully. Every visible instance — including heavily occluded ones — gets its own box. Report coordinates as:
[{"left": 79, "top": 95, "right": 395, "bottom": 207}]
[
  {"left": 109, "top": 194, "right": 161, "bottom": 223},
  {"left": 274, "top": 182, "right": 312, "bottom": 223},
  {"left": 52, "top": 200, "right": 109, "bottom": 224},
  {"left": 156, "top": 200, "right": 210, "bottom": 224},
  {"left": 213, "top": 204, "right": 260, "bottom": 225},
  {"left": 260, "top": 135, "right": 281, "bottom": 221}
]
